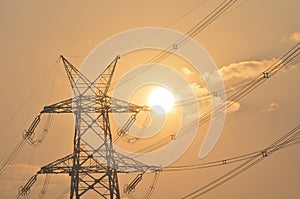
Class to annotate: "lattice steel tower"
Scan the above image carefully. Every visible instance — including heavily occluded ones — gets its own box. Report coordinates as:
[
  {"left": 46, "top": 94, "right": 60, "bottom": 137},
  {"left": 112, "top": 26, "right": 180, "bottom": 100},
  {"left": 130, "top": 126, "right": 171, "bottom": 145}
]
[{"left": 20, "top": 56, "right": 155, "bottom": 199}]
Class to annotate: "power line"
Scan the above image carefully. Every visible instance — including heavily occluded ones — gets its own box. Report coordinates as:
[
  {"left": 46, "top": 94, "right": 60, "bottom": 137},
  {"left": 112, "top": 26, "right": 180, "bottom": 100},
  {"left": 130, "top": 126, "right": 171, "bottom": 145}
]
[
  {"left": 181, "top": 124, "right": 300, "bottom": 198},
  {"left": 108, "top": 0, "right": 239, "bottom": 91},
  {"left": 0, "top": 57, "right": 60, "bottom": 136},
  {"left": 130, "top": 42, "right": 300, "bottom": 155},
  {"left": 113, "top": 38, "right": 298, "bottom": 159}
]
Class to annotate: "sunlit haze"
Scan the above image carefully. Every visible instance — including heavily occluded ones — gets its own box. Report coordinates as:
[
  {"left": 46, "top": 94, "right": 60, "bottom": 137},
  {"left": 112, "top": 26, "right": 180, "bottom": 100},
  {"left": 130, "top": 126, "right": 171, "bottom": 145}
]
[
  {"left": 0, "top": 0, "right": 299, "bottom": 198},
  {"left": 148, "top": 87, "right": 175, "bottom": 114}
]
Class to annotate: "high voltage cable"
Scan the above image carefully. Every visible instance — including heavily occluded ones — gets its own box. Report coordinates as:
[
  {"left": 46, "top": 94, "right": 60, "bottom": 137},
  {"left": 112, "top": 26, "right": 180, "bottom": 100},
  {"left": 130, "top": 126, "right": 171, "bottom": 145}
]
[
  {"left": 181, "top": 124, "right": 300, "bottom": 198},
  {"left": 0, "top": 58, "right": 60, "bottom": 176},
  {"left": 56, "top": 186, "right": 70, "bottom": 199},
  {"left": 108, "top": 0, "right": 239, "bottom": 91},
  {"left": 0, "top": 57, "right": 60, "bottom": 136},
  {"left": 165, "top": 0, "right": 208, "bottom": 28},
  {"left": 131, "top": 42, "right": 300, "bottom": 155},
  {"left": 2, "top": 1, "right": 297, "bottom": 197},
  {"left": 162, "top": 125, "right": 300, "bottom": 172},
  {"left": 176, "top": 0, "right": 237, "bottom": 47},
  {"left": 64, "top": 0, "right": 208, "bottom": 59},
  {"left": 37, "top": 174, "right": 50, "bottom": 199},
  {"left": 147, "top": 43, "right": 299, "bottom": 149},
  {"left": 0, "top": 114, "right": 53, "bottom": 176},
  {"left": 142, "top": 170, "right": 160, "bottom": 199},
  {"left": 176, "top": 42, "right": 300, "bottom": 111},
  {"left": 0, "top": 139, "right": 26, "bottom": 175},
  {"left": 173, "top": 73, "right": 261, "bottom": 108},
  {"left": 162, "top": 151, "right": 259, "bottom": 172},
  {"left": 135, "top": 44, "right": 299, "bottom": 154},
  {"left": 0, "top": 0, "right": 241, "bottom": 193}
]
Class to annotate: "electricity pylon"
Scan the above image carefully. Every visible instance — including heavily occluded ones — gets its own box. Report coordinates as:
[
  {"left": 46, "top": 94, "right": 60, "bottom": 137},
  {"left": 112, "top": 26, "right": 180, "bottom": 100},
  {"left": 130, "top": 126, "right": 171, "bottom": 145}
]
[{"left": 22, "top": 55, "right": 156, "bottom": 199}]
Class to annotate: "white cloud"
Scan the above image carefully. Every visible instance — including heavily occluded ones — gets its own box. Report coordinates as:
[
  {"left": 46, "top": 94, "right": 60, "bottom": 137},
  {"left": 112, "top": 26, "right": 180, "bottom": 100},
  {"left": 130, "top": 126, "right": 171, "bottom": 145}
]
[
  {"left": 260, "top": 102, "right": 279, "bottom": 113},
  {"left": 289, "top": 30, "right": 300, "bottom": 42},
  {"left": 202, "top": 70, "right": 223, "bottom": 86},
  {"left": 227, "top": 101, "right": 241, "bottom": 113},
  {"left": 181, "top": 67, "right": 193, "bottom": 76},
  {"left": 189, "top": 82, "right": 208, "bottom": 97},
  {"left": 178, "top": 83, "right": 240, "bottom": 114},
  {"left": 176, "top": 82, "right": 208, "bottom": 104},
  {"left": 219, "top": 59, "right": 274, "bottom": 82},
  {"left": 201, "top": 59, "right": 274, "bottom": 114},
  {"left": 178, "top": 59, "right": 277, "bottom": 115}
]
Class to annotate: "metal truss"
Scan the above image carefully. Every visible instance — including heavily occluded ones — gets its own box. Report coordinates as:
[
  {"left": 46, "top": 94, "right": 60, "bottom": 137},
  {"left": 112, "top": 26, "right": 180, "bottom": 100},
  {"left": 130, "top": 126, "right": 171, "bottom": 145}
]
[{"left": 32, "top": 55, "right": 155, "bottom": 199}]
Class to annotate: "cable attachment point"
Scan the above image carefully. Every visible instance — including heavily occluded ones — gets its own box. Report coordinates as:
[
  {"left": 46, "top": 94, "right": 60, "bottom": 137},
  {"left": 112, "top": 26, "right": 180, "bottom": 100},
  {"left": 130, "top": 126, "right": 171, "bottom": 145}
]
[
  {"left": 117, "top": 114, "right": 137, "bottom": 136},
  {"left": 263, "top": 72, "right": 269, "bottom": 78},
  {"left": 261, "top": 150, "right": 268, "bottom": 157},
  {"left": 17, "top": 174, "right": 37, "bottom": 197},
  {"left": 23, "top": 115, "right": 41, "bottom": 139},
  {"left": 124, "top": 173, "right": 143, "bottom": 194},
  {"left": 171, "top": 134, "right": 176, "bottom": 140},
  {"left": 23, "top": 114, "right": 52, "bottom": 147}
]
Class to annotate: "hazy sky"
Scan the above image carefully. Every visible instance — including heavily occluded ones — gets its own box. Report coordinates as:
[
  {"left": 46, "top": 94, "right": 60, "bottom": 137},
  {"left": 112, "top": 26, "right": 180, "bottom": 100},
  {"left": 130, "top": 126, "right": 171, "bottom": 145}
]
[{"left": 0, "top": 0, "right": 299, "bottom": 198}]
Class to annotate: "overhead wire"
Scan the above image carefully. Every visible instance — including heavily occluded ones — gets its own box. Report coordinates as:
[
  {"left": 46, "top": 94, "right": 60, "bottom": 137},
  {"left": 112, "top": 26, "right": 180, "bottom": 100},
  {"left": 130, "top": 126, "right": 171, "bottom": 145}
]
[
  {"left": 118, "top": 110, "right": 151, "bottom": 145},
  {"left": 175, "top": 0, "right": 237, "bottom": 47},
  {"left": 14, "top": 174, "right": 38, "bottom": 199},
  {"left": 172, "top": 72, "right": 261, "bottom": 108},
  {"left": 108, "top": 0, "right": 239, "bottom": 91},
  {"left": 0, "top": 57, "right": 61, "bottom": 176},
  {"left": 181, "top": 124, "right": 300, "bottom": 198},
  {"left": 131, "top": 42, "right": 300, "bottom": 155},
  {"left": 218, "top": 0, "right": 249, "bottom": 19},
  {"left": 0, "top": 57, "right": 60, "bottom": 136},
  {"left": 55, "top": 1, "right": 250, "bottom": 137},
  {"left": 53, "top": 0, "right": 246, "bottom": 155},
  {"left": 162, "top": 125, "right": 300, "bottom": 172},
  {"left": 142, "top": 170, "right": 160, "bottom": 199},
  {"left": 27, "top": 114, "right": 53, "bottom": 147},
  {"left": 61, "top": 0, "right": 207, "bottom": 59},
  {"left": 165, "top": 0, "right": 208, "bottom": 28},
  {"left": 55, "top": 185, "right": 70, "bottom": 199},
  {"left": 0, "top": 0, "right": 231, "bottom": 187},
  {"left": 0, "top": 138, "right": 26, "bottom": 176},
  {"left": 37, "top": 174, "right": 51, "bottom": 199},
  {"left": 162, "top": 151, "right": 259, "bottom": 172},
  {"left": 0, "top": 112, "right": 54, "bottom": 177},
  {"left": 4, "top": 1, "right": 298, "bottom": 198}
]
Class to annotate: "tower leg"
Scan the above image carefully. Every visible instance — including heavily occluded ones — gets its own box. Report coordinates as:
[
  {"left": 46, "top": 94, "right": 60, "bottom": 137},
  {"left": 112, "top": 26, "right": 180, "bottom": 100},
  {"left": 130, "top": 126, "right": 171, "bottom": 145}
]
[{"left": 70, "top": 126, "right": 80, "bottom": 199}]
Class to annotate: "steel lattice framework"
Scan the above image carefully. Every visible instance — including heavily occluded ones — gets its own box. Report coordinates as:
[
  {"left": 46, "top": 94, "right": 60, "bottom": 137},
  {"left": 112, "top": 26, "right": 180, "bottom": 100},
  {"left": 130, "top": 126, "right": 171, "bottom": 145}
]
[{"left": 34, "top": 56, "right": 156, "bottom": 199}]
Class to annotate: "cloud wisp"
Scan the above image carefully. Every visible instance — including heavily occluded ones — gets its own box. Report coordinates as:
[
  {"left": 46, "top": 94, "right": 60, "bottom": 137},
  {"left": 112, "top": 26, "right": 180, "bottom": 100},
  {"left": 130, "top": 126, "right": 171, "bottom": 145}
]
[
  {"left": 183, "top": 59, "right": 275, "bottom": 114},
  {"left": 260, "top": 102, "right": 279, "bottom": 113},
  {"left": 289, "top": 30, "right": 300, "bottom": 42}
]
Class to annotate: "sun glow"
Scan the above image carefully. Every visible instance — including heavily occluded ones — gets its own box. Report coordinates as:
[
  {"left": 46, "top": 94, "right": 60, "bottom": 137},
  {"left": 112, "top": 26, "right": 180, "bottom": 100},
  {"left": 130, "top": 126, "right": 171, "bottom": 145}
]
[{"left": 148, "top": 87, "right": 175, "bottom": 114}]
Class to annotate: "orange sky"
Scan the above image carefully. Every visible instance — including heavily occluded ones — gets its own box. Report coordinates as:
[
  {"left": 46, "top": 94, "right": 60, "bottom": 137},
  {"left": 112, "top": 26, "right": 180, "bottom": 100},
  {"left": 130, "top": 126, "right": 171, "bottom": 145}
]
[{"left": 0, "top": 0, "right": 299, "bottom": 198}]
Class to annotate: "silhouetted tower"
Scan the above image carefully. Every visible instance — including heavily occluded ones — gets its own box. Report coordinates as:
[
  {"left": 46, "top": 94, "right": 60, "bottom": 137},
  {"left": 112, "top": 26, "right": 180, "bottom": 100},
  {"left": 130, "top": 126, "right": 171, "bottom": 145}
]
[{"left": 30, "top": 56, "right": 154, "bottom": 198}]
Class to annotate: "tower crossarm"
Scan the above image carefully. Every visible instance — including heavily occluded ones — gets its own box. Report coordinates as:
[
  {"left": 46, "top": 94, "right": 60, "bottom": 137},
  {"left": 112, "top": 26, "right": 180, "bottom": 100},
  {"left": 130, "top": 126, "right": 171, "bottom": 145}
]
[
  {"left": 38, "top": 153, "right": 75, "bottom": 174},
  {"left": 102, "top": 96, "right": 149, "bottom": 113},
  {"left": 41, "top": 95, "right": 148, "bottom": 114},
  {"left": 36, "top": 149, "right": 158, "bottom": 175},
  {"left": 41, "top": 97, "right": 74, "bottom": 114},
  {"left": 37, "top": 149, "right": 109, "bottom": 175},
  {"left": 113, "top": 151, "right": 160, "bottom": 173}
]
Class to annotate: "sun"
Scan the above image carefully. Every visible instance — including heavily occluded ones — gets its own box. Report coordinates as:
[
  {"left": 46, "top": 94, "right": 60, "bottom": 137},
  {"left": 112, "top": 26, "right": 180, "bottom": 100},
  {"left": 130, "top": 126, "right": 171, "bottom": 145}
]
[{"left": 148, "top": 87, "right": 175, "bottom": 114}]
